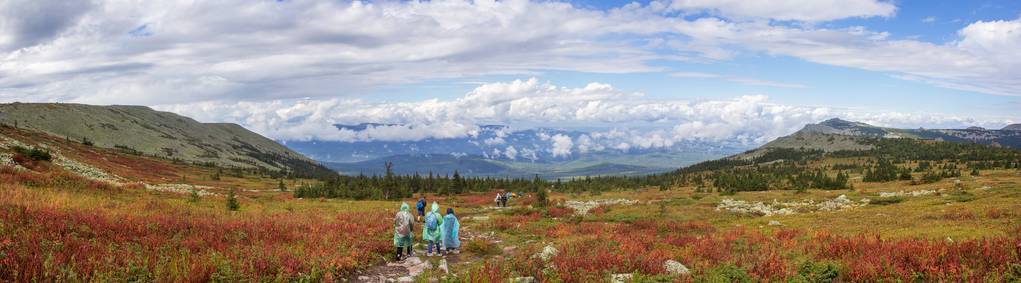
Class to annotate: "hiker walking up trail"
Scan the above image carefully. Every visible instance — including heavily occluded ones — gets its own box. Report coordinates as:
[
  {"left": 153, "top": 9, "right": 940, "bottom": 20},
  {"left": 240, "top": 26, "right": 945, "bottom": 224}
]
[
  {"left": 441, "top": 208, "right": 460, "bottom": 255},
  {"left": 423, "top": 202, "right": 443, "bottom": 256},
  {"left": 415, "top": 197, "right": 426, "bottom": 222},
  {"left": 393, "top": 203, "right": 414, "bottom": 261},
  {"left": 494, "top": 192, "right": 502, "bottom": 207}
]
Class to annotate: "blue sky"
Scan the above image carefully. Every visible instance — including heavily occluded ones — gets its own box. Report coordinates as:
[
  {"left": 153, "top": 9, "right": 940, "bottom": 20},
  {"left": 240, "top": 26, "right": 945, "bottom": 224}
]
[{"left": 1, "top": 0, "right": 1019, "bottom": 146}]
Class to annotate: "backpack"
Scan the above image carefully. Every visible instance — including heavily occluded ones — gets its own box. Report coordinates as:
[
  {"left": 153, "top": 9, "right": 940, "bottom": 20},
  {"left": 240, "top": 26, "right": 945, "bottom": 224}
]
[
  {"left": 425, "top": 213, "right": 439, "bottom": 231},
  {"left": 395, "top": 213, "right": 411, "bottom": 236}
]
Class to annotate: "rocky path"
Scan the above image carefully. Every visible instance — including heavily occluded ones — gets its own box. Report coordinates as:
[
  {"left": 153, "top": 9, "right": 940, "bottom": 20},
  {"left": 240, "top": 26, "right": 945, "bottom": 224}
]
[{"left": 348, "top": 227, "right": 495, "bottom": 282}]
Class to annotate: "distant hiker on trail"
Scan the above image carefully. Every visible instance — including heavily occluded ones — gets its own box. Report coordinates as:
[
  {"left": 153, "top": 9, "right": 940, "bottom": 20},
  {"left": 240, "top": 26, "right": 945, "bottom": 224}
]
[
  {"left": 393, "top": 202, "right": 414, "bottom": 261},
  {"left": 494, "top": 193, "right": 502, "bottom": 207},
  {"left": 415, "top": 197, "right": 427, "bottom": 222},
  {"left": 441, "top": 207, "right": 460, "bottom": 255},
  {"left": 423, "top": 202, "right": 443, "bottom": 256},
  {"left": 499, "top": 192, "right": 509, "bottom": 207}
]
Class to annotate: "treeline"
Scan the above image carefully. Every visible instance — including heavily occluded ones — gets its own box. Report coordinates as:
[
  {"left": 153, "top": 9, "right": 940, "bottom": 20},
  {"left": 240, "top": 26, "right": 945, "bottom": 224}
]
[
  {"left": 294, "top": 162, "right": 546, "bottom": 200},
  {"left": 295, "top": 137, "right": 1021, "bottom": 199}
]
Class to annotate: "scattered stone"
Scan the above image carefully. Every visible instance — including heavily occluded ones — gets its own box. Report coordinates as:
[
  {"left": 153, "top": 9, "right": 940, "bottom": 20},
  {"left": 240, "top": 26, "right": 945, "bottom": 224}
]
[
  {"left": 52, "top": 152, "right": 122, "bottom": 182},
  {"left": 718, "top": 195, "right": 869, "bottom": 217},
  {"left": 144, "top": 183, "right": 218, "bottom": 197},
  {"left": 538, "top": 245, "right": 558, "bottom": 262},
  {"left": 468, "top": 216, "right": 491, "bottom": 221},
  {"left": 405, "top": 258, "right": 431, "bottom": 277},
  {"left": 663, "top": 260, "right": 690, "bottom": 275},
  {"left": 716, "top": 199, "right": 795, "bottom": 216},
  {"left": 768, "top": 220, "right": 782, "bottom": 226},
  {"left": 946, "top": 237, "right": 955, "bottom": 243},
  {"left": 564, "top": 199, "right": 639, "bottom": 215},
  {"left": 438, "top": 259, "right": 449, "bottom": 274},
  {"left": 397, "top": 276, "right": 414, "bottom": 283},
  {"left": 610, "top": 273, "right": 633, "bottom": 283},
  {"left": 879, "top": 190, "right": 937, "bottom": 198},
  {"left": 357, "top": 276, "right": 370, "bottom": 281},
  {"left": 511, "top": 276, "right": 535, "bottom": 283}
]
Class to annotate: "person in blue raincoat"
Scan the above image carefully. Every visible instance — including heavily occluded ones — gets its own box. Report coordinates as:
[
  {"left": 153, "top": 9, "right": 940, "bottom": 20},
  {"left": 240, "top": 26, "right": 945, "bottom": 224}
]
[
  {"left": 422, "top": 202, "right": 443, "bottom": 256},
  {"left": 441, "top": 207, "right": 461, "bottom": 254},
  {"left": 415, "top": 197, "right": 427, "bottom": 222},
  {"left": 393, "top": 202, "right": 414, "bottom": 261}
]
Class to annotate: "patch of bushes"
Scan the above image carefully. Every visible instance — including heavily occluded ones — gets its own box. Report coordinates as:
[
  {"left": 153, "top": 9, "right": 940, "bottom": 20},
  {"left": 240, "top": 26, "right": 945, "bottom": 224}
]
[
  {"left": 12, "top": 146, "right": 52, "bottom": 162},
  {"left": 702, "top": 264, "right": 753, "bottom": 283},
  {"left": 464, "top": 239, "right": 500, "bottom": 256},
  {"left": 226, "top": 190, "right": 240, "bottom": 211},
  {"left": 869, "top": 197, "right": 904, "bottom": 205},
  {"left": 792, "top": 260, "right": 841, "bottom": 283},
  {"left": 946, "top": 190, "right": 975, "bottom": 202}
]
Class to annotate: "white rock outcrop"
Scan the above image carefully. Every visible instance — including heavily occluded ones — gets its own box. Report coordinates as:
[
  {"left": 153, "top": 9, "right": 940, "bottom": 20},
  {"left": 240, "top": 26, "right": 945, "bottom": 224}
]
[{"left": 663, "top": 260, "right": 690, "bottom": 275}]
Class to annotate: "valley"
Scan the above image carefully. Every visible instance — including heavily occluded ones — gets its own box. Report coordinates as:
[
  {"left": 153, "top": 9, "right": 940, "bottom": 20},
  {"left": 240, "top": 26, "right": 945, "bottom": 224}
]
[{"left": 2, "top": 111, "right": 1020, "bottom": 282}]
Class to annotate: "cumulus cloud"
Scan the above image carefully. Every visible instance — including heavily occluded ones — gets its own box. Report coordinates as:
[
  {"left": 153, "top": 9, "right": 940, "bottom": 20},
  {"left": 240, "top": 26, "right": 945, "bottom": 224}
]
[
  {"left": 0, "top": 0, "right": 1019, "bottom": 106},
  {"left": 156, "top": 78, "right": 1018, "bottom": 154},
  {"left": 549, "top": 134, "right": 574, "bottom": 157}
]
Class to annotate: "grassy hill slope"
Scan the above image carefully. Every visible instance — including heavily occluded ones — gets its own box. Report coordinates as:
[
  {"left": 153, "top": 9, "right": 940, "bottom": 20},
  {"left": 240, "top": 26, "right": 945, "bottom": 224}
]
[{"left": 0, "top": 103, "right": 328, "bottom": 175}]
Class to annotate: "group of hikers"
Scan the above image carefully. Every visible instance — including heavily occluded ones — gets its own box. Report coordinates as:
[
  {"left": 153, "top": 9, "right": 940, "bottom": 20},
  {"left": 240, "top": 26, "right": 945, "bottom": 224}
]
[
  {"left": 494, "top": 191, "right": 517, "bottom": 207},
  {"left": 392, "top": 197, "right": 460, "bottom": 261}
]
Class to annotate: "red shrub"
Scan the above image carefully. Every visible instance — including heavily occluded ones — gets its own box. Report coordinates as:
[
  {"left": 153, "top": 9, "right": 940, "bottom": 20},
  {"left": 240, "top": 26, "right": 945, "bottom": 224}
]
[
  {"left": 546, "top": 206, "right": 574, "bottom": 218},
  {"left": 0, "top": 199, "right": 392, "bottom": 282}
]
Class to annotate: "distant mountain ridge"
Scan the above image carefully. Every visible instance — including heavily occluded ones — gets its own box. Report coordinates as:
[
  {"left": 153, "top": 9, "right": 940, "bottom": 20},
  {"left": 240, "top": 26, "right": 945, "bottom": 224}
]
[
  {"left": 754, "top": 118, "right": 1021, "bottom": 155},
  {"left": 291, "top": 123, "right": 746, "bottom": 177},
  {"left": 326, "top": 151, "right": 725, "bottom": 178},
  {"left": 0, "top": 103, "right": 330, "bottom": 175}
]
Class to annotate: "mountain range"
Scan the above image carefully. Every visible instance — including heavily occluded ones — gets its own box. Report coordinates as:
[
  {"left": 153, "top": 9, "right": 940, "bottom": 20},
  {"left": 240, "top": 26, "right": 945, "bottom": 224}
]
[{"left": 285, "top": 124, "right": 746, "bottom": 178}]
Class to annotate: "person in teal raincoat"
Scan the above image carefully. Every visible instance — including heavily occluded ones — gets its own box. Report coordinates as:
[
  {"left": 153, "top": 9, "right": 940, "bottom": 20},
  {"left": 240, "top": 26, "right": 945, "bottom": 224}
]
[
  {"left": 422, "top": 202, "right": 443, "bottom": 256},
  {"left": 393, "top": 202, "right": 414, "bottom": 261},
  {"left": 441, "top": 207, "right": 460, "bottom": 254}
]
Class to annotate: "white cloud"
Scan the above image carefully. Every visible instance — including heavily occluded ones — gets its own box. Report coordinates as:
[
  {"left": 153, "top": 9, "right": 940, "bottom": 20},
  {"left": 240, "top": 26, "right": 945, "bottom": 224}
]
[
  {"left": 504, "top": 146, "right": 519, "bottom": 160},
  {"left": 0, "top": 0, "right": 1018, "bottom": 106},
  {"left": 549, "top": 134, "right": 574, "bottom": 157},
  {"left": 922, "top": 16, "right": 937, "bottom": 23},
  {"left": 669, "top": 0, "right": 896, "bottom": 22},
  {"left": 156, "top": 78, "right": 1018, "bottom": 154}
]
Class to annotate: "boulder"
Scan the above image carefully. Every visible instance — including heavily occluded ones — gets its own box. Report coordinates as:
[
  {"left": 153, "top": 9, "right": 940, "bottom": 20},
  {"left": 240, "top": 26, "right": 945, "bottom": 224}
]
[
  {"left": 768, "top": 220, "right": 782, "bottom": 226},
  {"left": 610, "top": 273, "right": 633, "bottom": 283},
  {"left": 663, "top": 260, "right": 690, "bottom": 275},
  {"left": 438, "top": 259, "right": 449, "bottom": 274},
  {"left": 511, "top": 276, "right": 535, "bottom": 283},
  {"left": 538, "top": 245, "right": 558, "bottom": 262}
]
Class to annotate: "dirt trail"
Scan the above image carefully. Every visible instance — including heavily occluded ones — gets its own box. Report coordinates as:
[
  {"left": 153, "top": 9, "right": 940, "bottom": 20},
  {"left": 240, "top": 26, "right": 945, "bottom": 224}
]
[{"left": 348, "top": 221, "right": 499, "bottom": 282}]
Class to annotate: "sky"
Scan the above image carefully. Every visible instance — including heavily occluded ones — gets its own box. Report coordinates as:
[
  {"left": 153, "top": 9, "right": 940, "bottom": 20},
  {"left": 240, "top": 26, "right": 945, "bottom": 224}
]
[{"left": 1, "top": 0, "right": 1020, "bottom": 149}]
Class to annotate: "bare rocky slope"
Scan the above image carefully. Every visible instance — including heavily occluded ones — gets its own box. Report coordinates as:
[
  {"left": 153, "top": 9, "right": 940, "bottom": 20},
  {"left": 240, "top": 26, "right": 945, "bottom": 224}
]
[
  {"left": 0, "top": 102, "right": 327, "bottom": 174},
  {"left": 736, "top": 118, "right": 1021, "bottom": 159}
]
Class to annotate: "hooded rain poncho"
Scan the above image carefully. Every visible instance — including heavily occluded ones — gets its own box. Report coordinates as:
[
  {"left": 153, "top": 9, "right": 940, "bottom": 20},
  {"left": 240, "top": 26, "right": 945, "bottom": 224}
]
[
  {"left": 393, "top": 202, "right": 414, "bottom": 247},
  {"left": 441, "top": 211, "right": 460, "bottom": 249},
  {"left": 422, "top": 202, "right": 443, "bottom": 242}
]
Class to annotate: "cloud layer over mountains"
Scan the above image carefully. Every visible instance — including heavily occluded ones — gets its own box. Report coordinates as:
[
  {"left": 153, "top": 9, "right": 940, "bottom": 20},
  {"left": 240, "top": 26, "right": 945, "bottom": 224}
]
[{"left": 159, "top": 78, "right": 1017, "bottom": 157}]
